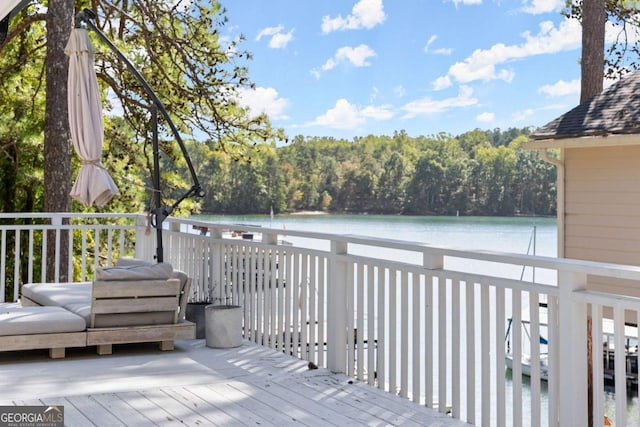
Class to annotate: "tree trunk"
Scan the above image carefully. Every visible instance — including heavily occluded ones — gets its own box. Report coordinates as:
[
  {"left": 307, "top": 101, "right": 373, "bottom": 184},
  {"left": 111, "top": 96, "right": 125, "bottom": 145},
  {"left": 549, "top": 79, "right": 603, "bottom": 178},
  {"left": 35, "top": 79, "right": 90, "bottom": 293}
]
[
  {"left": 44, "top": 0, "right": 73, "bottom": 281},
  {"left": 581, "top": 0, "right": 606, "bottom": 102},
  {"left": 581, "top": 3, "right": 606, "bottom": 425}
]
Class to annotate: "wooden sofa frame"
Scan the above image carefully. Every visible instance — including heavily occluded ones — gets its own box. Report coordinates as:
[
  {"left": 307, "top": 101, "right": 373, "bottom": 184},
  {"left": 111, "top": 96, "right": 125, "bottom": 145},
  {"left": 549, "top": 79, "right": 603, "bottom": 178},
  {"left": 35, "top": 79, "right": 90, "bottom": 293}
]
[{"left": 15, "top": 277, "right": 195, "bottom": 358}]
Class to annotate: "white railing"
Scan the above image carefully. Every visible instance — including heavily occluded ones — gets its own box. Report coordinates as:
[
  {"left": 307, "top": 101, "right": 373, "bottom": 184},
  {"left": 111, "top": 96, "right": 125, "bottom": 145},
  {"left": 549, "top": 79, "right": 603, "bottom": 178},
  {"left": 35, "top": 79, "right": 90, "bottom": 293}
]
[{"left": 3, "top": 212, "right": 640, "bottom": 426}]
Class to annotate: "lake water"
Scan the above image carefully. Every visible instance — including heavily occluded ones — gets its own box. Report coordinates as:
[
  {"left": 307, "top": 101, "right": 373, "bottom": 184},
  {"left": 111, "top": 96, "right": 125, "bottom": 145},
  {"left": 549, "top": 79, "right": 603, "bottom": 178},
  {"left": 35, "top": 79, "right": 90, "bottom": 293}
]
[{"left": 197, "top": 213, "right": 558, "bottom": 257}]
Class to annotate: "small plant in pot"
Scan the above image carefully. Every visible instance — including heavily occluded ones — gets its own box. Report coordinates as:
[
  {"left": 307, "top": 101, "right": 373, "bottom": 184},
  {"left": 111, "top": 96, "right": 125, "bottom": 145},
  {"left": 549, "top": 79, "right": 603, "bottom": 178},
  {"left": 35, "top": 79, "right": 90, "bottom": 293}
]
[{"left": 185, "top": 280, "right": 216, "bottom": 339}]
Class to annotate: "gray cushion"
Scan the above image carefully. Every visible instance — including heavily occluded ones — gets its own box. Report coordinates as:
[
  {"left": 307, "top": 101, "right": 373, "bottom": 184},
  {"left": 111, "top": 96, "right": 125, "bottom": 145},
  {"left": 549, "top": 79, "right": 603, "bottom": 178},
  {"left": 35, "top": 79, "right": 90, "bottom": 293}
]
[
  {"left": 116, "top": 257, "right": 155, "bottom": 267},
  {"left": 63, "top": 302, "right": 92, "bottom": 323},
  {"left": 0, "top": 305, "right": 86, "bottom": 336},
  {"left": 95, "top": 262, "right": 173, "bottom": 281},
  {"left": 22, "top": 282, "right": 92, "bottom": 308}
]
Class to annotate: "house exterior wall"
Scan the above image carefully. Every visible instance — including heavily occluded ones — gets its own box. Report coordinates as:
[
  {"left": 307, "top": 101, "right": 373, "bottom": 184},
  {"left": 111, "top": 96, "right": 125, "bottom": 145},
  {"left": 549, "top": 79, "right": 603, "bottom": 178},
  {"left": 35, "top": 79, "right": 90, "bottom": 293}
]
[{"left": 564, "top": 145, "right": 640, "bottom": 296}]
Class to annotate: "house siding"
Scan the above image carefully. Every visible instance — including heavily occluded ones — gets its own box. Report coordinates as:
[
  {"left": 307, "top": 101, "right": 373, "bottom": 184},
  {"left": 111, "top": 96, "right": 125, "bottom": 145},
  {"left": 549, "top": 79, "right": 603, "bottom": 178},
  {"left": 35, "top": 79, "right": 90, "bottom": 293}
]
[{"left": 565, "top": 145, "right": 640, "bottom": 295}]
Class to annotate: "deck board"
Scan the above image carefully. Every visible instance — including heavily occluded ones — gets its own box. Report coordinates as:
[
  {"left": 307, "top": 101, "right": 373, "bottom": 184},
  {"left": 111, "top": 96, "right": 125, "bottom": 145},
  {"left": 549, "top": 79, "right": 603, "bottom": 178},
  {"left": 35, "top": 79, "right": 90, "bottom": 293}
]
[{"left": 0, "top": 340, "right": 465, "bottom": 427}]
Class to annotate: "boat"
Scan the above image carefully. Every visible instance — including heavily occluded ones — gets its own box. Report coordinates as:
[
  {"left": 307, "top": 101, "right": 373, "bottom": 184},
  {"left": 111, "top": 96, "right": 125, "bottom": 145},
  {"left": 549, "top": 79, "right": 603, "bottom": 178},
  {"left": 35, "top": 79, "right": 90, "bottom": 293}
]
[
  {"left": 505, "top": 317, "right": 549, "bottom": 381},
  {"left": 506, "top": 317, "right": 639, "bottom": 388}
]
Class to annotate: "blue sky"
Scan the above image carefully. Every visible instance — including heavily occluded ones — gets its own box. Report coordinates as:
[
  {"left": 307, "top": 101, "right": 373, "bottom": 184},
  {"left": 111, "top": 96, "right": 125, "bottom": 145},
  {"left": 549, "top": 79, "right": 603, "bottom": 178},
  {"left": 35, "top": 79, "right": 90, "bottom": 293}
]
[{"left": 221, "top": 0, "right": 615, "bottom": 140}]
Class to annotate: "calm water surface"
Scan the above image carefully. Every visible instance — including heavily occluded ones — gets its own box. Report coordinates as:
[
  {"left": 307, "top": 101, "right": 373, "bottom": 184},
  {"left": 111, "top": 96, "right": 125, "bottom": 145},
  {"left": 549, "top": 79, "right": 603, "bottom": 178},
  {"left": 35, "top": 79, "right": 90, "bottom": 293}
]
[{"left": 197, "top": 213, "right": 557, "bottom": 256}]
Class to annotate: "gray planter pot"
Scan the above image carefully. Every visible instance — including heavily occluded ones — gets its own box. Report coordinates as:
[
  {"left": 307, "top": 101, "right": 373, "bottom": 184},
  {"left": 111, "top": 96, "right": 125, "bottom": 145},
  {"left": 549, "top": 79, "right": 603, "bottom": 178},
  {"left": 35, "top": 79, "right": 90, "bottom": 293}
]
[
  {"left": 185, "top": 302, "right": 209, "bottom": 339},
  {"left": 205, "top": 304, "right": 243, "bottom": 348}
]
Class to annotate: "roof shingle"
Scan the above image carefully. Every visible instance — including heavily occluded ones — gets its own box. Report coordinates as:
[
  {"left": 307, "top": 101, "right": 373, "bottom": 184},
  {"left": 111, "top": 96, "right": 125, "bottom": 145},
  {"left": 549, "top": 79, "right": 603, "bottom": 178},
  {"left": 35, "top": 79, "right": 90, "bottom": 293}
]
[{"left": 530, "top": 71, "right": 640, "bottom": 140}]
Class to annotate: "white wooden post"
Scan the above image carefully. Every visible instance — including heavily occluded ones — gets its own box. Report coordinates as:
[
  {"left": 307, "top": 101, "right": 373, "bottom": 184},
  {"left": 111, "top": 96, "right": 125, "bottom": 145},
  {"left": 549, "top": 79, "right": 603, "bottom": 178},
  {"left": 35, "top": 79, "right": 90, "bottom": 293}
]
[
  {"left": 50, "top": 213, "right": 62, "bottom": 282},
  {"left": 134, "top": 214, "right": 155, "bottom": 261},
  {"left": 327, "top": 240, "right": 348, "bottom": 373},
  {"left": 210, "top": 227, "right": 223, "bottom": 303},
  {"left": 557, "top": 270, "right": 588, "bottom": 427}
]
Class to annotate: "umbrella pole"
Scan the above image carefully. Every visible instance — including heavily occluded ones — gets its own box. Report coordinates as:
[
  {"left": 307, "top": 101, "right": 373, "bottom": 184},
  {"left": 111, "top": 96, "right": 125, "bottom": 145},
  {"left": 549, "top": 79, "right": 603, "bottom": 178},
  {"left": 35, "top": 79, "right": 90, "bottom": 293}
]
[{"left": 152, "top": 104, "right": 164, "bottom": 263}]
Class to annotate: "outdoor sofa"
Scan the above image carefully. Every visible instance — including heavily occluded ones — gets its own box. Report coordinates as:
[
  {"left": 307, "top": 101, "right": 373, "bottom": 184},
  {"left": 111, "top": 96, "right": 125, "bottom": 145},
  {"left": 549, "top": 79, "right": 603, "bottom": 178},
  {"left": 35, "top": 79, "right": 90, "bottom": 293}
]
[{"left": 0, "top": 259, "right": 195, "bottom": 359}]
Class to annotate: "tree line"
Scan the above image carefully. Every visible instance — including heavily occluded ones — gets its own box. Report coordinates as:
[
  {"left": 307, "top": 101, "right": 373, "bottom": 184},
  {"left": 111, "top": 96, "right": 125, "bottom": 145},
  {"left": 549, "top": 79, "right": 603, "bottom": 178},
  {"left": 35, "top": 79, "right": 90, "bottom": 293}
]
[{"left": 177, "top": 127, "right": 557, "bottom": 217}]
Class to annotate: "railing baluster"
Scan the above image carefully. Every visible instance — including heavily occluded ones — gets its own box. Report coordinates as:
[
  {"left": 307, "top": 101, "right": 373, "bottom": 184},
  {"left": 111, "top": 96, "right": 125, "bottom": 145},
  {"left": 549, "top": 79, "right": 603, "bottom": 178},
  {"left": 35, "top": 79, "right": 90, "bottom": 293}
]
[
  {"left": 512, "top": 288, "right": 523, "bottom": 427},
  {"left": 318, "top": 255, "right": 326, "bottom": 367},
  {"left": 452, "top": 278, "right": 461, "bottom": 417},
  {"left": 412, "top": 272, "right": 421, "bottom": 403},
  {"left": 529, "top": 292, "right": 541, "bottom": 427},
  {"left": 496, "top": 286, "right": 506, "bottom": 427},
  {"left": 614, "top": 304, "right": 626, "bottom": 427},
  {"left": 368, "top": 264, "right": 376, "bottom": 386},
  {"left": 592, "top": 304, "right": 604, "bottom": 427},
  {"left": 466, "top": 280, "right": 476, "bottom": 425},
  {"left": 481, "top": 282, "right": 490, "bottom": 426},
  {"left": 13, "top": 229, "right": 20, "bottom": 300},
  {"left": 438, "top": 274, "right": 447, "bottom": 413},
  {"left": 356, "top": 262, "right": 364, "bottom": 380},
  {"left": 346, "top": 262, "right": 355, "bottom": 376},
  {"left": 376, "top": 266, "right": 386, "bottom": 391},
  {"left": 400, "top": 270, "right": 409, "bottom": 398},
  {"left": 308, "top": 254, "right": 317, "bottom": 363},
  {"left": 1, "top": 229, "right": 6, "bottom": 301},
  {"left": 300, "top": 253, "right": 309, "bottom": 357},
  {"left": 389, "top": 268, "right": 397, "bottom": 394},
  {"left": 28, "top": 229, "right": 34, "bottom": 284},
  {"left": 424, "top": 273, "right": 434, "bottom": 408},
  {"left": 284, "top": 250, "right": 292, "bottom": 356}
]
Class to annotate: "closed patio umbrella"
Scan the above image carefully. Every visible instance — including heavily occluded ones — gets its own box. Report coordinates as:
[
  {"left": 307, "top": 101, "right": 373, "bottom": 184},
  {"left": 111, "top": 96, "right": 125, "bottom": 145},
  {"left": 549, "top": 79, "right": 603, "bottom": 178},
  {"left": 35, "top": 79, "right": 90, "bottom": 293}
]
[{"left": 65, "top": 27, "right": 118, "bottom": 207}]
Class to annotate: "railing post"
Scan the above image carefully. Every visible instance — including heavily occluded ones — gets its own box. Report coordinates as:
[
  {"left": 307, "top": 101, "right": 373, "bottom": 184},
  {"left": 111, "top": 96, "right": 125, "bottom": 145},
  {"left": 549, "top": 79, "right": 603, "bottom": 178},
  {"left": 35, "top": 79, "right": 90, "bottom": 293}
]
[
  {"left": 210, "top": 227, "right": 223, "bottom": 303},
  {"left": 557, "top": 270, "right": 588, "bottom": 426},
  {"left": 327, "top": 240, "right": 348, "bottom": 373},
  {"left": 134, "top": 214, "right": 155, "bottom": 261}
]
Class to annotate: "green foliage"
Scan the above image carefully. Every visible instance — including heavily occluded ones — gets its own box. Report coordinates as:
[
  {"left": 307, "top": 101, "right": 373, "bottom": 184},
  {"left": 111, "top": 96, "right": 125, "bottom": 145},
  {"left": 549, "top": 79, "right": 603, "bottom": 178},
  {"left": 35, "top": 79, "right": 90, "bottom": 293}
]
[
  {"left": 194, "top": 127, "right": 557, "bottom": 217},
  {"left": 564, "top": 0, "right": 640, "bottom": 80}
]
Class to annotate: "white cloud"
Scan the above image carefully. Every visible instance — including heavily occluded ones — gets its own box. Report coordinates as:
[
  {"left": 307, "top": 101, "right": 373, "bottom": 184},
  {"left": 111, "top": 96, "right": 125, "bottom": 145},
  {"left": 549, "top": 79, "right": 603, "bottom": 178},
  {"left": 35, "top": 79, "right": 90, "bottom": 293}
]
[
  {"left": 436, "top": 19, "right": 582, "bottom": 86},
  {"left": 321, "top": 0, "right": 386, "bottom": 33},
  {"left": 256, "top": 25, "right": 294, "bottom": 49},
  {"left": 521, "top": 0, "right": 565, "bottom": 15},
  {"left": 318, "top": 44, "right": 376, "bottom": 73},
  {"left": 452, "top": 0, "right": 482, "bottom": 6},
  {"left": 236, "top": 87, "right": 289, "bottom": 120},
  {"left": 361, "top": 104, "right": 395, "bottom": 120},
  {"left": 511, "top": 103, "right": 567, "bottom": 122},
  {"left": 432, "top": 75, "right": 452, "bottom": 91},
  {"left": 305, "top": 98, "right": 394, "bottom": 130},
  {"left": 424, "top": 35, "right": 438, "bottom": 53},
  {"left": 394, "top": 85, "right": 406, "bottom": 98},
  {"left": 476, "top": 112, "right": 495, "bottom": 123},
  {"left": 424, "top": 34, "right": 452, "bottom": 55},
  {"left": 401, "top": 85, "right": 478, "bottom": 118},
  {"left": 538, "top": 79, "right": 580, "bottom": 97},
  {"left": 433, "top": 47, "right": 453, "bottom": 55},
  {"left": 309, "top": 99, "right": 366, "bottom": 130},
  {"left": 511, "top": 108, "right": 536, "bottom": 122}
]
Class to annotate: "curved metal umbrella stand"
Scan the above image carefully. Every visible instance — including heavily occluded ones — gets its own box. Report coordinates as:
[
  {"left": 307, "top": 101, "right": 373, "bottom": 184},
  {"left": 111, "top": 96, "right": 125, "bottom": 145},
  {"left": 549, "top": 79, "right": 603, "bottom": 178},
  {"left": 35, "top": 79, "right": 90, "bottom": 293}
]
[{"left": 74, "top": 9, "right": 204, "bottom": 262}]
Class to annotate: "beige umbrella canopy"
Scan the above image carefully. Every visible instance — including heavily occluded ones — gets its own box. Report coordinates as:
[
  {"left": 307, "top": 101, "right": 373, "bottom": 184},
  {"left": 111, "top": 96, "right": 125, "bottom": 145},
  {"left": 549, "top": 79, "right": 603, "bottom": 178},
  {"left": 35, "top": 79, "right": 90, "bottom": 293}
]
[{"left": 65, "top": 27, "right": 118, "bottom": 207}]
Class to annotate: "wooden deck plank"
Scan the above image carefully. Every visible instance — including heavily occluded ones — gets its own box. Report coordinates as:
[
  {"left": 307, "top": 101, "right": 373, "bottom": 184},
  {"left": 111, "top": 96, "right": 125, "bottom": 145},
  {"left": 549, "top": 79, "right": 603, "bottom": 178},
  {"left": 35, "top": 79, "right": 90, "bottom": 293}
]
[
  {"left": 228, "top": 379, "right": 351, "bottom": 426},
  {"left": 139, "top": 388, "right": 244, "bottom": 427},
  {"left": 0, "top": 341, "right": 465, "bottom": 427},
  {"left": 289, "top": 374, "right": 437, "bottom": 426},
  {"left": 114, "top": 391, "right": 180, "bottom": 426},
  {"left": 174, "top": 384, "right": 280, "bottom": 427},
  {"left": 83, "top": 393, "right": 156, "bottom": 427},
  {"left": 63, "top": 395, "right": 127, "bottom": 427}
]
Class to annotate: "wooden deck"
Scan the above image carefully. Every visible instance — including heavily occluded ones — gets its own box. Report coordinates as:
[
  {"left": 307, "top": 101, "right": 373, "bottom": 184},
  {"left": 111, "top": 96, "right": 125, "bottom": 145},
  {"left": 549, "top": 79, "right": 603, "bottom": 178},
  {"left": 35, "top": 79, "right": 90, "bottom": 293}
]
[{"left": 0, "top": 339, "right": 465, "bottom": 426}]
